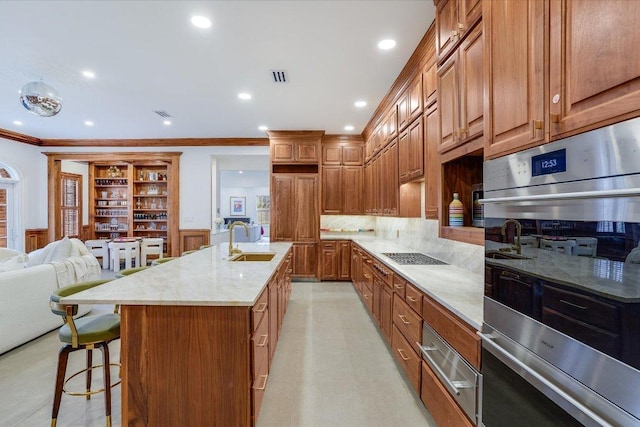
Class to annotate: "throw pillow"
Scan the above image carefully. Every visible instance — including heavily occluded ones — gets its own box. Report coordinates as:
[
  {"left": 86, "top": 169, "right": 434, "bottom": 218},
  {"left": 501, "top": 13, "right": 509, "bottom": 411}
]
[
  {"left": 45, "top": 236, "right": 73, "bottom": 263},
  {"left": 0, "top": 248, "right": 21, "bottom": 261},
  {"left": 0, "top": 253, "right": 28, "bottom": 272},
  {"left": 26, "top": 241, "right": 56, "bottom": 267}
]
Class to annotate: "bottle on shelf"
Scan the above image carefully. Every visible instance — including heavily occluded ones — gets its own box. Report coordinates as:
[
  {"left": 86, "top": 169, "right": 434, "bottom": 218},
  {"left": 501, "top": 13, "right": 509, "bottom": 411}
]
[{"left": 449, "top": 193, "right": 464, "bottom": 227}]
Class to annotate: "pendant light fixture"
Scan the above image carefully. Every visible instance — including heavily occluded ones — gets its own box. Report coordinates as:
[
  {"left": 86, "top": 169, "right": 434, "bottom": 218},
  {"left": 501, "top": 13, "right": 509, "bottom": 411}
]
[{"left": 19, "top": 80, "right": 62, "bottom": 117}]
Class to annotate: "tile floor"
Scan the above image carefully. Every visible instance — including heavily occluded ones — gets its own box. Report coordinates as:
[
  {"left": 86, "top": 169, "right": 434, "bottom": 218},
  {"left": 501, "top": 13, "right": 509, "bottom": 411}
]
[{"left": 0, "top": 281, "right": 435, "bottom": 427}]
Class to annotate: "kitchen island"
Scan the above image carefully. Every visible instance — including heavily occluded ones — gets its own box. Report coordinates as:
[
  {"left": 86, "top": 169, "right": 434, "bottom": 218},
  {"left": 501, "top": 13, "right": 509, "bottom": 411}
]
[{"left": 63, "top": 241, "right": 293, "bottom": 427}]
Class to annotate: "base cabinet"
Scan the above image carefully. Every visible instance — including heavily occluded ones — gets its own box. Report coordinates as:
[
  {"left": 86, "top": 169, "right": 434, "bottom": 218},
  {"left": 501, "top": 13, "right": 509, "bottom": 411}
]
[
  {"left": 292, "top": 242, "right": 317, "bottom": 278},
  {"left": 320, "top": 240, "right": 351, "bottom": 280},
  {"left": 421, "top": 361, "right": 474, "bottom": 427},
  {"left": 120, "top": 251, "right": 292, "bottom": 427}
]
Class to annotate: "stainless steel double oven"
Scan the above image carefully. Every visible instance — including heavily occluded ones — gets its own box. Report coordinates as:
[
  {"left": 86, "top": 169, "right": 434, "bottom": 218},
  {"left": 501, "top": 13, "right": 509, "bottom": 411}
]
[{"left": 481, "top": 117, "right": 640, "bottom": 426}]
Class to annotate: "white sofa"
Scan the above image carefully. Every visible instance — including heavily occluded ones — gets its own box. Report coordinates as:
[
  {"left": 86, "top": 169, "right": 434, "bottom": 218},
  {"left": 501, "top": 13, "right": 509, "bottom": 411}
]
[{"left": 0, "top": 238, "right": 102, "bottom": 355}]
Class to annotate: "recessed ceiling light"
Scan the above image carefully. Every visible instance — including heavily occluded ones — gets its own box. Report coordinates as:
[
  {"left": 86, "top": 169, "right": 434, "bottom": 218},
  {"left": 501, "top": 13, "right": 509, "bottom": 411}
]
[
  {"left": 84, "top": 120, "right": 94, "bottom": 126},
  {"left": 378, "top": 39, "right": 396, "bottom": 50},
  {"left": 344, "top": 125, "right": 355, "bottom": 131},
  {"left": 191, "top": 15, "right": 211, "bottom": 28},
  {"left": 354, "top": 100, "right": 367, "bottom": 108},
  {"left": 258, "top": 125, "right": 268, "bottom": 131},
  {"left": 238, "top": 93, "right": 252, "bottom": 100},
  {"left": 238, "top": 171, "right": 243, "bottom": 174},
  {"left": 82, "top": 70, "right": 96, "bottom": 79},
  {"left": 13, "top": 120, "right": 22, "bottom": 126},
  {"left": 163, "top": 120, "right": 172, "bottom": 126}
]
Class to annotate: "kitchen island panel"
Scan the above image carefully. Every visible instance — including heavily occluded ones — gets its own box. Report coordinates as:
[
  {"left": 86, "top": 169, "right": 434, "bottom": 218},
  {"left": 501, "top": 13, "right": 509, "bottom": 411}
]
[{"left": 121, "top": 304, "right": 252, "bottom": 427}]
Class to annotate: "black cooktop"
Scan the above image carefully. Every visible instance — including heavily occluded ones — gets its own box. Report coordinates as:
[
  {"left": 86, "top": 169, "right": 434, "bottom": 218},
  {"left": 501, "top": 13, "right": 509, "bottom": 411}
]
[{"left": 382, "top": 253, "right": 447, "bottom": 265}]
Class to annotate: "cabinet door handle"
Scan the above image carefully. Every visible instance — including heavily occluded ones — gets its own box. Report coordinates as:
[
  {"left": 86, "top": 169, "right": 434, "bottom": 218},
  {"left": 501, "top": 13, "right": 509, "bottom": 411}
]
[
  {"left": 559, "top": 299, "right": 588, "bottom": 310},
  {"left": 397, "top": 348, "right": 410, "bottom": 361},
  {"left": 254, "top": 374, "right": 268, "bottom": 390},
  {"left": 451, "top": 29, "right": 458, "bottom": 39},
  {"left": 407, "top": 296, "right": 418, "bottom": 303},
  {"left": 501, "top": 271, "right": 520, "bottom": 280},
  {"left": 254, "top": 302, "right": 267, "bottom": 313},
  {"left": 364, "top": 274, "right": 372, "bottom": 279},
  {"left": 394, "top": 284, "right": 404, "bottom": 290},
  {"left": 398, "top": 314, "right": 410, "bottom": 325},
  {"left": 257, "top": 334, "right": 268, "bottom": 347}
]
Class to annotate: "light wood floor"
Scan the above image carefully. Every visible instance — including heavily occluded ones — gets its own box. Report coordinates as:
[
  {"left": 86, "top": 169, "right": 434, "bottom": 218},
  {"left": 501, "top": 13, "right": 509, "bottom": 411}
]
[{"left": 0, "top": 281, "right": 435, "bottom": 426}]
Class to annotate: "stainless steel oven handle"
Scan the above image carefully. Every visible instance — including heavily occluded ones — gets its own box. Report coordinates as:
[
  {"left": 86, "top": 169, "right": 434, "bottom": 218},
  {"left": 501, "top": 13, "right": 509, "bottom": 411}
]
[
  {"left": 419, "top": 343, "right": 470, "bottom": 397},
  {"left": 478, "top": 332, "right": 614, "bottom": 427},
  {"left": 479, "top": 187, "right": 640, "bottom": 204}
]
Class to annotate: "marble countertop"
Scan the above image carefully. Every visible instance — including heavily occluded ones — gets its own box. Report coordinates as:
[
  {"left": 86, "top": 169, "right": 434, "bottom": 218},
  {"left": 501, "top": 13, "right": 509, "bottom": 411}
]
[
  {"left": 346, "top": 236, "right": 484, "bottom": 330},
  {"left": 485, "top": 241, "right": 640, "bottom": 302},
  {"left": 62, "top": 242, "right": 293, "bottom": 307}
]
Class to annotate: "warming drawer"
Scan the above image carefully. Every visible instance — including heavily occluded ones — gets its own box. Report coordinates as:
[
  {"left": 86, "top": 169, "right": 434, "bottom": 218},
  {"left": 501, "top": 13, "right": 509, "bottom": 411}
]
[{"left": 420, "top": 322, "right": 481, "bottom": 425}]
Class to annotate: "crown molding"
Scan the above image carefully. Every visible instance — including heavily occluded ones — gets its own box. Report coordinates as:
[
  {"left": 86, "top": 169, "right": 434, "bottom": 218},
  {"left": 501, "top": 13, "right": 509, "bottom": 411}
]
[{"left": 0, "top": 128, "right": 42, "bottom": 145}]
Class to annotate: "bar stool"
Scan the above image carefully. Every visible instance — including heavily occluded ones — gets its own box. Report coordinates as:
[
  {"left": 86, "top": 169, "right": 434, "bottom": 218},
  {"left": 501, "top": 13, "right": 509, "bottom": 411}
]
[
  {"left": 540, "top": 238, "right": 576, "bottom": 255},
  {"left": 85, "top": 239, "right": 110, "bottom": 269},
  {"left": 140, "top": 238, "right": 164, "bottom": 266},
  {"left": 151, "top": 257, "right": 177, "bottom": 266},
  {"left": 568, "top": 236, "right": 598, "bottom": 257},
  {"left": 115, "top": 266, "right": 150, "bottom": 278},
  {"left": 50, "top": 279, "right": 120, "bottom": 427},
  {"left": 108, "top": 241, "right": 140, "bottom": 272}
]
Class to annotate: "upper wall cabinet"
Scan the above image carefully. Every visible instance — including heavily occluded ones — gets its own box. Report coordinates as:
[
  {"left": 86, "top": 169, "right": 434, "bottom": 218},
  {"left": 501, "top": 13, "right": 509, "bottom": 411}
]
[
  {"left": 438, "top": 21, "right": 484, "bottom": 155},
  {"left": 484, "top": 0, "right": 640, "bottom": 160},
  {"left": 483, "top": 0, "right": 545, "bottom": 159},
  {"left": 435, "top": 0, "right": 482, "bottom": 63},
  {"left": 398, "top": 75, "right": 424, "bottom": 132},
  {"left": 269, "top": 131, "right": 322, "bottom": 164},
  {"left": 322, "top": 143, "right": 363, "bottom": 166},
  {"left": 549, "top": 0, "right": 640, "bottom": 140}
]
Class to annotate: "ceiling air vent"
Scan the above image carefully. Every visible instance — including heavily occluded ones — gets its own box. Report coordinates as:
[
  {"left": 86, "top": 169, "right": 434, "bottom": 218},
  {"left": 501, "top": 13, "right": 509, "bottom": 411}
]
[
  {"left": 271, "top": 70, "right": 288, "bottom": 83},
  {"left": 153, "top": 110, "right": 172, "bottom": 118}
]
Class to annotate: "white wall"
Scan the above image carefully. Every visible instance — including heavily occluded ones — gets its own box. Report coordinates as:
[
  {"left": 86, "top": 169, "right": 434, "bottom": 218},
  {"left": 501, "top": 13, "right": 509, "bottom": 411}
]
[{"left": 0, "top": 137, "right": 48, "bottom": 232}]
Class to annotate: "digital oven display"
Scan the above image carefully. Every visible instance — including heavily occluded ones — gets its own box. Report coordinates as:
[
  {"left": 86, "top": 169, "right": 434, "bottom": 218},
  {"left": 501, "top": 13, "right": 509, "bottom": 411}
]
[{"left": 531, "top": 148, "right": 567, "bottom": 177}]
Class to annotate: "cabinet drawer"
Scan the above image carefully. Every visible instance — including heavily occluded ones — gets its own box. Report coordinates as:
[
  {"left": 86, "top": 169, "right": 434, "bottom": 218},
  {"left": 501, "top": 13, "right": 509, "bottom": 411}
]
[
  {"left": 542, "top": 284, "right": 620, "bottom": 332},
  {"left": 421, "top": 361, "right": 474, "bottom": 427},
  {"left": 393, "top": 294, "right": 422, "bottom": 354},
  {"left": 252, "top": 311, "right": 269, "bottom": 379},
  {"left": 252, "top": 359, "right": 269, "bottom": 420},
  {"left": 422, "top": 296, "right": 480, "bottom": 370},
  {"left": 252, "top": 288, "right": 269, "bottom": 332},
  {"left": 405, "top": 283, "right": 423, "bottom": 315},
  {"left": 393, "top": 275, "right": 406, "bottom": 299},
  {"left": 362, "top": 282, "right": 373, "bottom": 314},
  {"left": 392, "top": 324, "right": 421, "bottom": 393}
]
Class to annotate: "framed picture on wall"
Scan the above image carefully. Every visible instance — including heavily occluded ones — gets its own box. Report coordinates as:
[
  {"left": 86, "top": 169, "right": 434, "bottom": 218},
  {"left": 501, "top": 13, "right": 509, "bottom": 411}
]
[{"left": 230, "top": 196, "right": 246, "bottom": 216}]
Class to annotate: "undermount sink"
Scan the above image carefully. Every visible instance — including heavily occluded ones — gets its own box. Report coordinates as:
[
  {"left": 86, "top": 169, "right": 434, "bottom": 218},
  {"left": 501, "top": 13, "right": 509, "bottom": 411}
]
[
  {"left": 230, "top": 252, "right": 276, "bottom": 262},
  {"left": 485, "top": 251, "right": 531, "bottom": 260}
]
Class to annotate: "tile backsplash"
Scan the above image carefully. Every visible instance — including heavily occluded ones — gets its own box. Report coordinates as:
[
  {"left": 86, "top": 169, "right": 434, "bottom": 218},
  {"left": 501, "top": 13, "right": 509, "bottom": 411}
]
[{"left": 321, "top": 215, "right": 484, "bottom": 275}]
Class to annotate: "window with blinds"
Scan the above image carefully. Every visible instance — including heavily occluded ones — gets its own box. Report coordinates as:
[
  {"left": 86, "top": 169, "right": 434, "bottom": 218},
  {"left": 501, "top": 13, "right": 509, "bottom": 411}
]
[{"left": 61, "top": 173, "right": 82, "bottom": 238}]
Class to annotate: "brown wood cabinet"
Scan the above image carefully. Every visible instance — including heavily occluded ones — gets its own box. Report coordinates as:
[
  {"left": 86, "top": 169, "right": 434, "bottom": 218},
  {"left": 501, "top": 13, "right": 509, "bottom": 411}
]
[
  {"left": 483, "top": 0, "right": 545, "bottom": 159},
  {"left": 424, "top": 104, "right": 440, "bottom": 220},
  {"left": 399, "top": 117, "right": 424, "bottom": 183},
  {"left": 549, "top": 0, "right": 640, "bottom": 140},
  {"left": 438, "top": 21, "right": 483, "bottom": 154},
  {"left": 270, "top": 139, "right": 319, "bottom": 164},
  {"left": 398, "top": 75, "right": 423, "bottom": 132},
  {"left": 270, "top": 168, "right": 319, "bottom": 279},
  {"left": 484, "top": 0, "right": 640, "bottom": 160},
  {"left": 320, "top": 240, "right": 351, "bottom": 281},
  {"left": 435, "top": 0, "right": 482, "bottom": 63},
  {"left": 321, "top": 143, "right": 363, "bottom": 215},
  {"left": 364, "top": 139, "right": 398, "bottom": 216}
]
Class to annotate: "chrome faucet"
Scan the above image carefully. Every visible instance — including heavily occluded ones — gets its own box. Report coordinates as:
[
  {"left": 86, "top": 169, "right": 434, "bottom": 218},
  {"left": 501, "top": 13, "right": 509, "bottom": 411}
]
[
  {"left": 501, "top": 219, "right": 522, "bottom": 255},
  {"left": 228, "top": 221, "right": 250, "bottom": 256}
]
